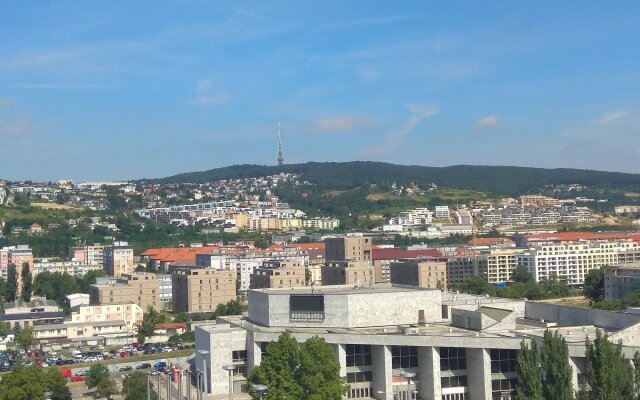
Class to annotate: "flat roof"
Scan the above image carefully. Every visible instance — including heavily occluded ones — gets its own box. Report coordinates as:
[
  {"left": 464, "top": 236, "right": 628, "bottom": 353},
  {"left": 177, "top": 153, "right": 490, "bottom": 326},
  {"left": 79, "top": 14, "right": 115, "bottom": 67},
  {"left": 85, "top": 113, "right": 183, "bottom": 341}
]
[{"left": 249, "top": 284, "right": 436, "bottom": 296}]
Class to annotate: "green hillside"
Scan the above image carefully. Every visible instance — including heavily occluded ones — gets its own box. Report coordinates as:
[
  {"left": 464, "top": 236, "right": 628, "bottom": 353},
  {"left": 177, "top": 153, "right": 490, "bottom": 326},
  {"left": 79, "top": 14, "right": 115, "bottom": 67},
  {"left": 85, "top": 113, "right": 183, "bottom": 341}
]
[{"left": 156, "top": 162, "right": 640, "bottom": 196}]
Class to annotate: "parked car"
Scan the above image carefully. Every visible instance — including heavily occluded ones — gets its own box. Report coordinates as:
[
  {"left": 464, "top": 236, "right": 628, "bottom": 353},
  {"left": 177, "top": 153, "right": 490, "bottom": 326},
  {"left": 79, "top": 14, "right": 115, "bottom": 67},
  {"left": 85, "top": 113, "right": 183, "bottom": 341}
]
[
  {"left": 71, "top": 375, "right": 86, "bottom": 382},
  {"left": 60, "top": 369, "right": 72, "bottom": 378},
  {"left": 153, "top": 361, "right": 167, "bottom": 371},
  {"left": 136, "top": 363, "right": 152, "bottom": 369},
  {"left": 119, "top": 365, "right": 133, "bottom": 372}
]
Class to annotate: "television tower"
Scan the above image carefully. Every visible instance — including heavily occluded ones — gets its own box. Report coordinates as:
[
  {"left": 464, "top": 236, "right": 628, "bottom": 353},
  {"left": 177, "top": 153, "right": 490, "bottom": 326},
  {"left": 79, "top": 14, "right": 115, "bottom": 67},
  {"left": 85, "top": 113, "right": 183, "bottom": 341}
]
[{"left": 277, "top": 122, "right": 285, "bottom": 166}]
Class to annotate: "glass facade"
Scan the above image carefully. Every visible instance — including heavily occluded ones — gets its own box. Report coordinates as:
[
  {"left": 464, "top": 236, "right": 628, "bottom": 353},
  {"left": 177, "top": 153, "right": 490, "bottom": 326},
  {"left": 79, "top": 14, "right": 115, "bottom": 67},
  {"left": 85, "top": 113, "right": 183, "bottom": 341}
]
[
  {"left": 391, "top": 346, "right": 419, "bottom": 369},
  {"left": 346, "top": 344, "right": 372, "bottom": 367}
]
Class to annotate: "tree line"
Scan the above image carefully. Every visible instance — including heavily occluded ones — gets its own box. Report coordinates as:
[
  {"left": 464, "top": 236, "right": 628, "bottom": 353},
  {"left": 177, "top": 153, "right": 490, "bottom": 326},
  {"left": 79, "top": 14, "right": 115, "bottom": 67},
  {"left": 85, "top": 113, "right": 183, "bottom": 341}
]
[{"left": 516, "top": 329, "right": 640, "bottom": 400}]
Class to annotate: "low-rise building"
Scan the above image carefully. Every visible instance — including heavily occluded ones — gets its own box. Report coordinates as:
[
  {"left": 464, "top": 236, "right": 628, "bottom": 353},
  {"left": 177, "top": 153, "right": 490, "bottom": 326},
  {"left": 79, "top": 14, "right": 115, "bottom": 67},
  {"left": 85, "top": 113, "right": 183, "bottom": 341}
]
[{"left": 33, "top": 259, "right": 102, "bottom": 278}]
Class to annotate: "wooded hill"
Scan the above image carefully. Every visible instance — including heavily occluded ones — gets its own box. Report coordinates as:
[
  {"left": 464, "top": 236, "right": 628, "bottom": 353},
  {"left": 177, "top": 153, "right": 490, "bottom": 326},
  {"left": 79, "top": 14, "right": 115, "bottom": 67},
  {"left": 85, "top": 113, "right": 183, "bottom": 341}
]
[{"left": 154, "top": 162, "right": 640, "bottom": 197}]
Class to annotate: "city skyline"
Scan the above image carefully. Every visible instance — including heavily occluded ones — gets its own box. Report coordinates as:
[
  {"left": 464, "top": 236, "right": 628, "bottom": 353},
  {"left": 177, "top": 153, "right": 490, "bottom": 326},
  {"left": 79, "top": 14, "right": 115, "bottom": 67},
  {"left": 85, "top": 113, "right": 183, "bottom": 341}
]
[{"left": 1, "top": 1, "right": 639, "bottom": 181}]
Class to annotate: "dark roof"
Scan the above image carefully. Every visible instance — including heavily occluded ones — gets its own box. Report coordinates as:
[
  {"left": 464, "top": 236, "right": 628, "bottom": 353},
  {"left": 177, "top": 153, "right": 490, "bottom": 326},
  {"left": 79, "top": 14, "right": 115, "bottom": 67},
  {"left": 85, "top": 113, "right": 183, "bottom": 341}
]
[
  {"left": 372, "top": 248, "right": 442, "bottom": 260},
  {"left": 0, "top": 312, "right": 66, "bottom": 321}
]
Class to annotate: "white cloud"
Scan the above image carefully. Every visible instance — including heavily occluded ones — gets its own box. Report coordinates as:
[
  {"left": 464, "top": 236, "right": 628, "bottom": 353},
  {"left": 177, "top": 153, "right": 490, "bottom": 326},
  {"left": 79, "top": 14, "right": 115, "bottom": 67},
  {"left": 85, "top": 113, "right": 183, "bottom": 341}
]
[
  {"left": 362, "top": 103, "right": 439, "bottom": 156},
  {"left": 595, "top": 109, "right": 631, "bottom": 125},
  {"left": 1, "top": 117, "right": 31, "bottom": 137},
  {"left": 191, "top": 79, "right": 230, "bottom": 107},
  {"left": 304, "top": 115, "right": 374, "bottom": 133},
  {"left": 475, "top": 115, "right": 500, "bottom": 129},
  {"left": 0, "top": 98, "right": 14, "bottom": 106}
]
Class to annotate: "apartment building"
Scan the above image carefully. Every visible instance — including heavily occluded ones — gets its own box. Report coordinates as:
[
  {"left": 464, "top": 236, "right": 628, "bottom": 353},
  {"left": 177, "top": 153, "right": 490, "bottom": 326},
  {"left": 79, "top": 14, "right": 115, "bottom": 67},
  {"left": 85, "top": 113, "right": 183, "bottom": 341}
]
[
  {"left": 604, "top": 263, "right": 640, "bottom": 300},
  {"left": 322, "top": 260, "right": 374, "bottom": 286},
  {"left": 88, "top": 272, "right": 160, "bottom": 310},
  {"left": 302, "top": 217, "right": 340, "bottom": 230},
  {"left": 325, "top": 236, "right": 372, "bottom": 263},
  {"left": 249, "top": 260, "right": 306, "bottom": 289},
  {"left": 372, "top": 248, "right": 443, "bottom": 283},
  {"left": 196, "top": 249, "right": 308, "bottom": 293},
  {"left": 447, "top": 257, "right": 489, "bottom": 287},
  {"left": 517, "top": 195, "right": 559, "bottom": 206},
  {"left": 34, "top": 302, "right": 143, "bottom": 343},
  {"left": 70, "top": 244, "right": 105, "bottom": 268},
  {"left": 517, "top": 240, "right": 640, "bottom": 286},
  {"left": 33, "top": 259, "right": 102, "bottom": 278},
  {"left": 158, "top": 274, "right": 173, "bottom": 310},
  {"left": 0, "top": 245, "right": 34, "bottom": 291},
  {"left": 103, "top": 241, "right": 134, "bottom": 277},
  {"left": 389, "top": 259, "right": 447, "bottom": 289},
  {"left": 171, "top": 267, "right": 236, "bottom": 313}
]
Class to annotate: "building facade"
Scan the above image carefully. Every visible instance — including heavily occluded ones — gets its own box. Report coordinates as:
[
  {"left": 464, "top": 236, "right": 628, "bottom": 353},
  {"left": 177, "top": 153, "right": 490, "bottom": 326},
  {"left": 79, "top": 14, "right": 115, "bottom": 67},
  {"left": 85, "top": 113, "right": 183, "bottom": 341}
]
[
  {"left": 103, "top": 241, "right": 135, "bottom": 277},
  {"left": 88, "top": 272, "right": 161, "bottom": 310},
  {"left": 171, "top": 267, "right": 236, "bottom": 313},
  {"left": 249, "top": 260, "right": 306, "bottom": 290},
  {"left": 389, "top": 260, "right": 447, "bottom": 289}
]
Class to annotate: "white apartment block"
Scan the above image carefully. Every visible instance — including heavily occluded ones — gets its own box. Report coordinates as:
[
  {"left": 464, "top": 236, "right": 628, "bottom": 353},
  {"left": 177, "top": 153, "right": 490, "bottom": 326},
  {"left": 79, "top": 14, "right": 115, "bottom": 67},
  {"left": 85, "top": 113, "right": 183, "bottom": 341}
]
[
  {"left": 434, "top": 206, "right": 450, "bottom": 218},
  {"left": 33, "top": 259, "right": 103, "bottom": 278},
  {"left": 516, "top": 240, "right": 640, "bottom": 286}
]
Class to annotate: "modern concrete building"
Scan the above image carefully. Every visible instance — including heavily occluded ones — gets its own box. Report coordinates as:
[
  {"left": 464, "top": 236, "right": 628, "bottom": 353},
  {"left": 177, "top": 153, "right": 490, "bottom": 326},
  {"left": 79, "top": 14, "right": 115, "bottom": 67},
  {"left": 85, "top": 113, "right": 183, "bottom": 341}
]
[
  {"left": 322, "top": 260, "right": 374, "bottom": 286},
  {"left": 195, "top": 284, "right": 640, "bottom": 400},
  {"left": 88, "top": 272, "right": 160, "bottom": 310},
  {"left": 604, "top": 262, "right": 640, "bottom": 300},
  {"left": 158, "top": 274, "right": 173, "bottom": 309},
  {"left": 390, "top": 259, "right": 447, "bottom": 290},
  {"left": 249, "top": 260, "right": 306, "bottom": 289},
  {"left": 325, "top": 236, "right": 373, "bottom": 263},
  {"left": 69, "top": 244, "right": 105, "bottom": 269},
  {"left": 171, "top": 267, "right": 236, "bottom": 313},
  {"left": 103, "top": 241, "right": 135, "bottom": 277}
]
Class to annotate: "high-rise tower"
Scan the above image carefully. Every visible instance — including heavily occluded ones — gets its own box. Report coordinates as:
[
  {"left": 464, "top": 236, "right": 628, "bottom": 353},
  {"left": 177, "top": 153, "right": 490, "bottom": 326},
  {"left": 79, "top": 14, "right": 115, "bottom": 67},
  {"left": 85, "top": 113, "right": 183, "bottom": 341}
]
[{"left": 277, "top": 122, "right": 284, "bottom": 166}]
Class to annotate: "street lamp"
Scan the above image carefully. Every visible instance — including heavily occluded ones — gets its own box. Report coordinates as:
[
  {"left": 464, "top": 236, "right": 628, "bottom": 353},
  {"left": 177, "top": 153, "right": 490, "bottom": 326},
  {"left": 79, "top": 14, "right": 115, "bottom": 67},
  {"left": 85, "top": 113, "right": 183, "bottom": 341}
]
[
  {"left": 252, "top": 384, "right": 268, "bottom": 400},
  {"left": 199, "top": 350, "right": 210, "bottom": 395},
  {"left": 222, "top": 364, "right": 235, "bottom": 400}
]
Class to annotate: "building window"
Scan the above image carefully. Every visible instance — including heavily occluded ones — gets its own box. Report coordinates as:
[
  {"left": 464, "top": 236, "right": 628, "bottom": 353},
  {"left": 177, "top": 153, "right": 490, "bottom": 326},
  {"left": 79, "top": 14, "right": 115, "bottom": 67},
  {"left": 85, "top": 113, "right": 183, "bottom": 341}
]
[
  {"left": 346, "top": 371, "right": 373, "bottom": 383},
  {"left": 490, "top": 349, "right": 517, "bottom": 373},
  {"left": 441, "top": 375, "right": 468, "bottom": 388},
  {"left": 232, "top": 350, "right": 247, "bottom": 362},
  {"left": 346, "top": 344, "right": 372, "bottom": 367},
  {"left": 491, "top": 378, "right": 518, "bottom": 399},
  {"left": 440, "top": 347, "right": 467, "bottom": 371},
  {"left": 391, "top": 346, "right": 418, "bottom": 369}
]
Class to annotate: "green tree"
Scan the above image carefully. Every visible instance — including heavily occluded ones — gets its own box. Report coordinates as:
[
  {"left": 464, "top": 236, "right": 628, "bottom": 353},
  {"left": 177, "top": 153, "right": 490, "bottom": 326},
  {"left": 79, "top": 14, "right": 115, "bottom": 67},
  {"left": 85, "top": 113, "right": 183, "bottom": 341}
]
[
  {"left": 457, "top": 276, "right": 497, "bottom": 296},
  {"left": 540, "top": 330, "right": 573, "bottom": 400},
  {"left": 43, "top": 368, "right": 72, "bottom": 400},
  {"left": 20, "top": 262, "right": 32, "bottom": 302},
  {"left": 515, "top": 340, "right": 543, "bottom": 400},
  {"left": 248, "top": 332, "right": 303, "bottom": 400},
  {"left": 581, "top": 329, "right": 635, "bottom": 399},
  {"left": 122, "top": 371, "right": 158, "bottom": 400},
  {"left": 583, "top": 268, "right": 605, "bottom": 303},
  {"left": 86, "top": 363, "right": 110, "bottom": 390},
  {"left": 298, "top": 336, "right": 348, "bottom": 400},
  {"left": 7, "top": 263, "right": 18, "bottom": 302},
  {"left": 0, "top": 365, "right": 46, "bottom": 400},
  {"left": 95, "top": 377, "right": 118, "bottom": 399},
  {"left": 135, "top": 307, "right": 169, "bottom": 343},
  {"left": 16, "top": 326, "right": 34, "bottom": 349},
  {"left": 512, "top": 265, "right": 533, "bottom": 283}
]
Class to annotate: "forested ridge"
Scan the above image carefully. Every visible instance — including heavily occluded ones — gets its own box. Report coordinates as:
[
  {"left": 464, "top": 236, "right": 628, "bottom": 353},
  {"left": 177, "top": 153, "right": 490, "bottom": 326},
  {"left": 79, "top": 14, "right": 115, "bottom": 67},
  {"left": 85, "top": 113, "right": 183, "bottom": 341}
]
[{"left": 155, "top": 162, "right": 640, "bottom": 196}]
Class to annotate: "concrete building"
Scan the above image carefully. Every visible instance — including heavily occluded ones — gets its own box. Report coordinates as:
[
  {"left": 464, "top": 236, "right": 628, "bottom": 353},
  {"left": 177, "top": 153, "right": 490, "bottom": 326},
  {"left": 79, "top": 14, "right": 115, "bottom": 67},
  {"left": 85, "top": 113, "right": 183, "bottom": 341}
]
[
  {"left": 70, "top": 244, "right": 105, "bottom": 268},
  {"left": 1, "top": 299, "right": 65, "bottom": 329},
  {"left": 171, "top": 267, "right": 236, "bottom": 313},
  {"left": 372, "top": 248, "right": 443, "bottom": 283},
  {"left": 322, "top": 261, "right": 374, "bottom": 286},
  {"left": 88, "top": 272, "right": 160, "bottom": 310},
  {"left": 249, "top": 260, "right": 306, "bottom": 289},
  {"left": 195, "top": 285, "right": 640, "bottom": 400},
  {"left": 325, "top": 236, "right": 372, "bottom": 263},
  {"left": 103, "top": 241, "right": 135, "bottom": 277},
  {"left": 33, "top": 259, "right": 102, "bottom": 278},
  {"left": 65, "top": 293, "right": 90, "bottom": 308},
  {"left": 390, "top": 260, "right": 447, "bottom": 290},
  {"left": 604, "top": 263, "right": 640, "bottom": 300}
]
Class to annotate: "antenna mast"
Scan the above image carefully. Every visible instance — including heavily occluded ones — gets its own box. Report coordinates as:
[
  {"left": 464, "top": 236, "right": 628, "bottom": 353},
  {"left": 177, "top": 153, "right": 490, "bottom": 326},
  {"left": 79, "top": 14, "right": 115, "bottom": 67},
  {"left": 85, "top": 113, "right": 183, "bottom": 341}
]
[{"left": 277, "top": 122, "right": 284, "bottom": 166}]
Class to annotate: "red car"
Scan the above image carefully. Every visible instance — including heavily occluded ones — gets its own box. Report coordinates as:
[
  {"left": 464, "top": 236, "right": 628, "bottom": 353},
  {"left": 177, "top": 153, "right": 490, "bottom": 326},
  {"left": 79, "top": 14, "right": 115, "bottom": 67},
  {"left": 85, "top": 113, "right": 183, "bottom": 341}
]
[
  {"left": 120, "top": 351, "right": 129, "bottom": 358},
  {"left": 60, "top": 369, "right": 72, "bottom": 378},
  {"left": 71, "top": 375, "right": 86, "bottom": 382}
]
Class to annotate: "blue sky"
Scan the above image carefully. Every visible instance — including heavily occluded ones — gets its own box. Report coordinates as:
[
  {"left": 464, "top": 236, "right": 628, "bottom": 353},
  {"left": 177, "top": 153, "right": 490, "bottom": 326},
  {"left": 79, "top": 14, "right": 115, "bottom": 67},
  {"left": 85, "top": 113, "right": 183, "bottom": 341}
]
[{"left": 1, "top": 1, "right": 639, "bottom": 181}]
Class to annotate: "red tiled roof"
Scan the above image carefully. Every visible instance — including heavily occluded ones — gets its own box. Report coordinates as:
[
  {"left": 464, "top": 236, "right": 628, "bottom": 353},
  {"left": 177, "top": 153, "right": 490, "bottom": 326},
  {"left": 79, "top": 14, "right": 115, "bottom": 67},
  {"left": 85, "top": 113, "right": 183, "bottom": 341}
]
[
  {"left": 372, "top": 248, "right": 442, "bottom": 260},
  {"left": 141, "top": 246, "right": 220, "bottom": 262},
  {"left": 295, "top": 242, "right": 325, "bottom": 250}
]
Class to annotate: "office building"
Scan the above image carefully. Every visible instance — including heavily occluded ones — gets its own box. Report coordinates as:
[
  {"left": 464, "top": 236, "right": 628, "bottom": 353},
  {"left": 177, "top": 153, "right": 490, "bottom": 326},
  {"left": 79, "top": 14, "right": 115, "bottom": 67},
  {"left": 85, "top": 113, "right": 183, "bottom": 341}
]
[
  {"left": 390, "top": 259, "right": 447, "bottom": 289},
  {"left": 88, "top": 272, "right": 160, "bottom": 310},
  {"left": 604, "top": 262, "right": 640, "bottom": 300}
]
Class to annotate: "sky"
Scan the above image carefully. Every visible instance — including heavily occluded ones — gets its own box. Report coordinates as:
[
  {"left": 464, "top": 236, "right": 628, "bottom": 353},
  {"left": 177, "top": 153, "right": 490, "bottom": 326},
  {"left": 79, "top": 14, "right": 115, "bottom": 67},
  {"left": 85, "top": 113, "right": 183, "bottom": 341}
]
[{"left": 1, "top": 1, "right": 639, "bottom": 181}]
